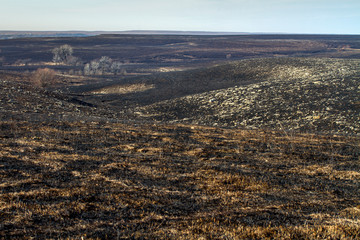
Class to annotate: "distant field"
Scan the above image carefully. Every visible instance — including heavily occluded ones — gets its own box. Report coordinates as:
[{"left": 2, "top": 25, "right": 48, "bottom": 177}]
[{"left": 1, "top": 34, "right": 360, "bottom": 71}]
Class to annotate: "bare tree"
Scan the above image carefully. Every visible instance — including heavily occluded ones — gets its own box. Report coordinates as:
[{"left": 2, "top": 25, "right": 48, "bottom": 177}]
[
  {"left": 52, "top": 45, "right": 73, "bottom": 64},
  {"left": 66, "top": 55, "right": 83, "bottom": 66},
  {"left": 110, "top": 61, "right": 125, "bottom": 75},
  {"left": 84, "top": 56, "right": 124, "bottom": 75}
]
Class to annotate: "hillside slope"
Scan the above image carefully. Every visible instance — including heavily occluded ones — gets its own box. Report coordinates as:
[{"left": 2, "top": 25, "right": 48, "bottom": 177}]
[
  {"left": 0, "top": 78, "right": 120, "bottom": 123},
  {"left": 135, "top": 58, "right": 360, "bottom": 134}
]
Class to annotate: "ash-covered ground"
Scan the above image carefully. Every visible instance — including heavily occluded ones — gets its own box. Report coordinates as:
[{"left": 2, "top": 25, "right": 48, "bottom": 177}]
[{"left": 134, "top": 58, "right": 360, "bottom": 135}]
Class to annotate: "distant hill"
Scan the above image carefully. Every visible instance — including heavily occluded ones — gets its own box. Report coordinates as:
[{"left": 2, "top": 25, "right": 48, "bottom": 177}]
[
  {"left": 0, "top": 31, "right": 96, "bottom": 39},
  {"left": 0, "top": 30, "right": 252, "bottom": 39}
]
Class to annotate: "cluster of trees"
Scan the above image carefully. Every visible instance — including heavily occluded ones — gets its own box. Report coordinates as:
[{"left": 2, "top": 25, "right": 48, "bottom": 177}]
[
  {"left": 52, "top": 45, "right": 125, "bottom": 75},
  {"left": 83, "top": 56, "right": 125, "bottom": 75},
  {"left": 29, "top": 45, "right": 127, "bottom": 88}
]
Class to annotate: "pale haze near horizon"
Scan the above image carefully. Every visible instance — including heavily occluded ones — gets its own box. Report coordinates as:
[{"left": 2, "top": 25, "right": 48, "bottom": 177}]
[{"left": 0, "top": 0, "right": 359, "bottom": 34}]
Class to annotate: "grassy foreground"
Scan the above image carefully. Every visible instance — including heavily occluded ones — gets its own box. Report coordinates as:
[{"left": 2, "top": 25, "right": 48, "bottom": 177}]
[{"left": 0, "top": 121, "right": 359, "bottom": 239}]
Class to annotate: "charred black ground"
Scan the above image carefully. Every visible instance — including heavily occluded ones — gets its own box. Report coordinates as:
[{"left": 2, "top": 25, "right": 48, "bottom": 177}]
[{"left": 0, "top": 34, "right": 359, "bottom": 239}]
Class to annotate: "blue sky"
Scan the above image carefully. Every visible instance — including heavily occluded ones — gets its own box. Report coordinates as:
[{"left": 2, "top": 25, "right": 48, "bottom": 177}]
[{"left": 1, "top": 0, "right": 359, "bottom": 34}]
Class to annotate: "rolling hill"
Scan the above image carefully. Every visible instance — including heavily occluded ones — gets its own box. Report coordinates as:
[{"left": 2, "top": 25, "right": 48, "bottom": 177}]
[
  {"left": 86, "top": 57, "right": 360, "bottom": 135},
  {"left": 1, "top": 78, "right": 359, "bottom": 238}
]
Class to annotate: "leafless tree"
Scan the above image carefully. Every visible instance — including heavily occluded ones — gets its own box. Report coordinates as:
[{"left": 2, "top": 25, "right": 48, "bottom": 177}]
[
  {"left": 52, "top": 45, "right": 73, "bottom": 64},
  {"left": 110, "top": 61, "right": 125, "bottom": 75},
  {"left": 84, "top": 56, "right": 124, "bottom": 75}
]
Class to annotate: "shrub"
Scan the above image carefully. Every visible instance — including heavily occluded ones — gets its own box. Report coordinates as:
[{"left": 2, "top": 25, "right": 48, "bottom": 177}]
[{"left": 31, "top": 68, "right": 57, "bottom": 87}]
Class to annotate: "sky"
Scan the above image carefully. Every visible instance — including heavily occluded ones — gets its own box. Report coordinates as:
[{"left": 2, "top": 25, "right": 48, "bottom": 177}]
[{"left": 0, "top": 0, "right": 359, "bottom": 34}]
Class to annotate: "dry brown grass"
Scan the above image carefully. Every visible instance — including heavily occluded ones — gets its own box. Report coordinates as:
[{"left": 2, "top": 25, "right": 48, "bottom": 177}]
[
  {"left": 0, "top": 121, "right": 359, "bottom": 239},
  {"left": 90, "top": 83, "right": 155, "bottom": 95}
]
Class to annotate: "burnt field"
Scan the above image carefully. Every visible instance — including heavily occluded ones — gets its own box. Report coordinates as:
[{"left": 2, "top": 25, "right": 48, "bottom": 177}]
[
  {"left": 1, "top": 34, "right": 360, "bottom": 72},
  {"left": 0, "top": 34, "right": 360, "bottom": 239},
  {"left": 1, "top": 119, "right": 359, "bottom": 239}
]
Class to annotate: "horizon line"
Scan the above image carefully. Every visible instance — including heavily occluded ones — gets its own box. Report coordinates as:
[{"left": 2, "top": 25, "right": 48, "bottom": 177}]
[{"left": 0, "top": 30, "right": 359, "bottom": 36}]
